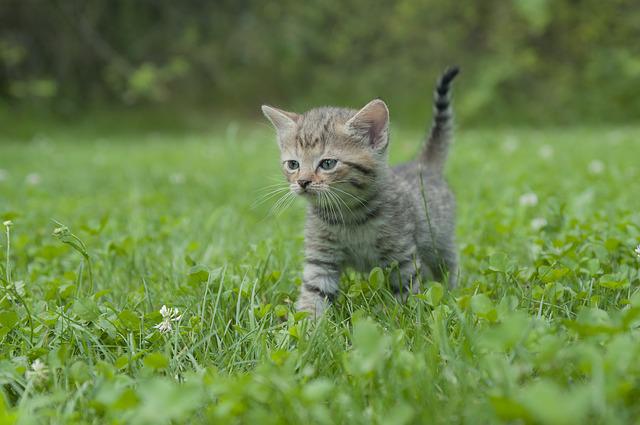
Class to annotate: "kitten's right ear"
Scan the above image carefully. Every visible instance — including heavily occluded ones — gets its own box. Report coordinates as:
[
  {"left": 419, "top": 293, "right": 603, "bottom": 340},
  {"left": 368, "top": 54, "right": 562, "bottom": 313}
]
[{"left": 261, "top": 105, "right": 299, "bottom": 134}]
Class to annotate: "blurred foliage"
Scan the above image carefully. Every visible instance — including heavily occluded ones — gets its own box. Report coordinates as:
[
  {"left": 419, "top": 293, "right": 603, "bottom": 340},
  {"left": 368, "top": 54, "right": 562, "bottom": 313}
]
[{"left": 1, "top": 0, "right": 639, "bottom": 124}]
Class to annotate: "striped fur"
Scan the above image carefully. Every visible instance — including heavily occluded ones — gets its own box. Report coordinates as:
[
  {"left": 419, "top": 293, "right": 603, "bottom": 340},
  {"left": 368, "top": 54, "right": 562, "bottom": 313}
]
[
  {"left": 421, "top": 66, "right": 459, "bottom": 174},
  {"left": 262, "top": 68, "right": 460, "bottom": 317}
]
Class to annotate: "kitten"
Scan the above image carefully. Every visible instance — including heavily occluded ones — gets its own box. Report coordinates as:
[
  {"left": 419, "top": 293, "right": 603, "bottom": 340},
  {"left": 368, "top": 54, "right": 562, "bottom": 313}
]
[{"left": 262, "top": 67, "right": 460, "bottom": 317}]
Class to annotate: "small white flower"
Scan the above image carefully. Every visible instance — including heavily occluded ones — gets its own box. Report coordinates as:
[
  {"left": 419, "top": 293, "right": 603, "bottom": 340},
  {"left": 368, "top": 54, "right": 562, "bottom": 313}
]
[
  {"left": 154, "top": 305, "right": 182, "bottom": 334},
  {"left": 519, "top": 192, "right": 538, "bottom": 207},
  {"left": 31, "top": 135, "right": 51, "bottom": 146},
  {"left": 538, "top": 145, "right": 553, "bottom": 159},
  {"left": 26, "top": 359, "right": 49, "bottom": 382},
  {"left": 169, "top": 173, "right": 185, "bottom": 185},
  {"left": 635, "top": 244, "right": 640, "bottom": 258},
  {"left": 531, "top": 217, "right": 547, "bottom": 231},
  {"left": 502, "top": 136, "right": 519, "bottom": 154},
  {"left": 588, "top": 160, "right": 605, "bottom": 175},
  {"left": 154, "top": 320, "right": 173, "bottom": 333},
  {"left": 25, "top": 173, "right": 41, "bottom": 185},
  {"left": 0, "top": 169, "right": 8, "bottom": 181},
  {"left": 3, "top": 220, "right": 12, "bottom": 228},
  {"left": 159, "top": 305, "right": 181, "bottom": 319},
  {"left": 529, "top": 243, "right": 542, "bottom": 258}
]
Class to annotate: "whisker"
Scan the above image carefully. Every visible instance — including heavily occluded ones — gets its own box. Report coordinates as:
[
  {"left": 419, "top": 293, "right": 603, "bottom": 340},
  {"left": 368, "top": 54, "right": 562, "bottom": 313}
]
[
  {"left": 254, "top": 185, "right": 289, "bottom": 198},
  {"left": 254, "top": 182, "right": 289, "bottom": 193},
  {"left": 252, "top": 187, "right": 290, "bottom": 208},
  {"left": 266, "top": 175, "right": 286, "bottom": 183},
  {"left": 332, "top": 177, "right": 375, "bottom": 186},
  {"left": 319, "top": 191, "right": 333, "bottom": 224},
  {"left": 325, "top": 190, "right": 345, "bottom": 224},
  {"left": 318, "top": 191, "right": 327, "bottom": 221},
  {"left": 269, "top": 191, "right": 294, "bottom": 216},
  {"left": 329, "top": 188, "right": 353, "bottom": 214},
  {"left": 331, "top": 179, "right": 375, "bottom": 194},
  {"left": 278, "top": 192, "right": 299, "bottom": 216},
  {"left": 330, "top": 189, "right": 356, "bottom": 223},
  {"left": 329, "top": 186, "right": 368, "bottom": 207},
  {"left": 327, "top": 192, "right": 339, "bottom": 224},
  {"left": 333, "top": 173, "right": 377, "bottom": 183},
  {"left": 276, "top": 193, "right": 296, "bottom": 216}
]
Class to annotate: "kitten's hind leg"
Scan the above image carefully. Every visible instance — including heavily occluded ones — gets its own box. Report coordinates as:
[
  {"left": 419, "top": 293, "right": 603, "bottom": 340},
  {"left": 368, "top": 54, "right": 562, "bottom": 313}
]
[
  {"left": 389, "top": 257, "right": 422, "bottom": 302},
  {"left": 426, "top": 241, "right": 459, "bottom": 288}
]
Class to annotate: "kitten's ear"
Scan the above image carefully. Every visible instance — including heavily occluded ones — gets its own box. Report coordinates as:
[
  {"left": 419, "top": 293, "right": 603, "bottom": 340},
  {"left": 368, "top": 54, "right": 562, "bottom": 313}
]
[
  {"left": 344, "top": 99, "right": 389, "bottom": 151},
  {"left": 261, "top": 105, "right": 299, "bottom": 135}
]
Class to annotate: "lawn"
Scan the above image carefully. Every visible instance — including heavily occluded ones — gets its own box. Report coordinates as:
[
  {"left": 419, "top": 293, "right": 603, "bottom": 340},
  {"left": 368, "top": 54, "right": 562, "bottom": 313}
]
[{"left": 1, "top": 123, "right": 640, "bottom": 424}]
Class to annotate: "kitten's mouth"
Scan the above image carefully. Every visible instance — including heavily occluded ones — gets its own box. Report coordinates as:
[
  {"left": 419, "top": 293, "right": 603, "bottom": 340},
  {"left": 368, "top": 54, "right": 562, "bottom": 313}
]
[
  {"left": 293, "top": 186, "right": 324, "bottom": 198},
  {"left": 296, "top": 188, "right": 316, "bottom": 197},
  {"left": 292, "top": 186, "right": 312, "bottom": 196}
]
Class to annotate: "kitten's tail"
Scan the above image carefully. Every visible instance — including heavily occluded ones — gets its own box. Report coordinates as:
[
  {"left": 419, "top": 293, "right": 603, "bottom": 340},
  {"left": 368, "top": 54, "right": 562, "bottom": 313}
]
[{"left": 421, "top": 66, "right": 460, "bottom": 174}]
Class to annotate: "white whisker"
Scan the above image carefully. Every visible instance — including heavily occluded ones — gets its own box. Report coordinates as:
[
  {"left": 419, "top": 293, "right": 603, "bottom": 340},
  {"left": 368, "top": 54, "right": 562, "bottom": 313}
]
[
  {"left": 252, "top": 187, "right": 290, "bottom": 208},
  {"left": 325, "top": 190, "right": 345, "bottom": 224},
  {"left": 269, "top": 191, "right": 294, "bottom": 216},
  {"left": 330, "top": 185, "right": 368, "bottom": 207}
]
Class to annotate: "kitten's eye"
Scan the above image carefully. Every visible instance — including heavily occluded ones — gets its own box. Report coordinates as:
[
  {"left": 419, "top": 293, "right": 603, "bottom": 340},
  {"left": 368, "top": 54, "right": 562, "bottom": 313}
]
[
  {"left": 319, "top": 159, "right": 338, "bottom": 170},
  {"left": 285, "top": 160, "right": 299, "bottom": 171}
]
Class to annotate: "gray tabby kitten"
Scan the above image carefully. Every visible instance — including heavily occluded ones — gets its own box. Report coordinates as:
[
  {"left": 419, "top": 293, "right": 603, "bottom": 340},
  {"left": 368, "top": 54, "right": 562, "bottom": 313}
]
[{"left": 262, "top": 67, "right": 460, "bottom": 317}]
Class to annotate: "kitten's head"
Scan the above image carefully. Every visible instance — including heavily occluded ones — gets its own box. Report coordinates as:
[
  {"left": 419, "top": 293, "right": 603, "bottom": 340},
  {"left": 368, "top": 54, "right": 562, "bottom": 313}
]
[{"left": 261, "top": 100, "right": 389, "bottom": 204}]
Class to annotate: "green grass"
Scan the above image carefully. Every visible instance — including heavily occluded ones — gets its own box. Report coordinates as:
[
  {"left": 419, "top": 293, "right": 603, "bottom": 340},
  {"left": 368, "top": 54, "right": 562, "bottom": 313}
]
[{"left": 1, "top": 123, "right": 640, "bottom": 424}]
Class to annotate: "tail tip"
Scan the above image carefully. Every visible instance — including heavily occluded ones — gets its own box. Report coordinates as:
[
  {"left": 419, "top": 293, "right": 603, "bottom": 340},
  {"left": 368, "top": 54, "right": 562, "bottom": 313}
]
[{"left": 441, "top": 66, "right": 460, "bottom": 85}]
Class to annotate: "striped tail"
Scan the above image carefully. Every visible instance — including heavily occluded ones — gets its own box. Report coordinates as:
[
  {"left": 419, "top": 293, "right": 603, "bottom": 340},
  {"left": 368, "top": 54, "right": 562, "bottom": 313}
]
[{"left": 421, "top": 66, "right": 460, "bottom": 174}]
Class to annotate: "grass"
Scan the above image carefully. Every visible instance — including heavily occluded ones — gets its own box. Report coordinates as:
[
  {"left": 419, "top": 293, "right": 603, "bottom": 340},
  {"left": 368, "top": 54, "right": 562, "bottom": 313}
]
[{"left": 1, "top": 122, "right": 640, "bottom": 424}]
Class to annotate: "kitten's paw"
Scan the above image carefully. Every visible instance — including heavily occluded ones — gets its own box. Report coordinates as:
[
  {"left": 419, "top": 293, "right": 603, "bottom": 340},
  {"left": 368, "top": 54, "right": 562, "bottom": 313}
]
[
  {"left": 393, "top": 281, "right": 420, "bottom": 303},
  {"left": 295, "top": 293, "right": 329, "bottom": 319},
  {"left": 394, "top": 291, "right": 410, "bottom": 303}
]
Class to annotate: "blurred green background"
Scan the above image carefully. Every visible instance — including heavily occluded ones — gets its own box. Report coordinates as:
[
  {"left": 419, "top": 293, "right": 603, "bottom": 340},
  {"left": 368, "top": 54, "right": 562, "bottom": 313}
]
[{"left": 1, "top": 0, "right": 639, "bottom": 130}]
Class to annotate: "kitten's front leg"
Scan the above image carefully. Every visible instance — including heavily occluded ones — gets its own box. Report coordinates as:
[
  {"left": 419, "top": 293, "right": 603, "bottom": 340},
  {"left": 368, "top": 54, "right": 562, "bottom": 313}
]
[{"left": 296, "top": 256, "right": 341, "bottom": 318}]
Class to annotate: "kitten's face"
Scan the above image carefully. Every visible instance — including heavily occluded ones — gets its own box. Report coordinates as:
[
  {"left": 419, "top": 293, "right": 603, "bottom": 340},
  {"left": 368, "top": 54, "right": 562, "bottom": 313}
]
[
  {"left": 262, "top": 101, "right": 389, "bottom": 205},
  {"left": 278, "top": 119, "right": 377, "bottom": 198}
]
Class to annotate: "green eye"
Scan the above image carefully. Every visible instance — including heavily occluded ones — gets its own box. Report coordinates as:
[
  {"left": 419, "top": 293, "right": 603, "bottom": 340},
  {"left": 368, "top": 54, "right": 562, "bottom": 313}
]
[
  {"left": 319, "top": 159, "right": 338, "bottom": 170},
  {"left": 286, "top": 160, "right": 299, "bottom": 171}
]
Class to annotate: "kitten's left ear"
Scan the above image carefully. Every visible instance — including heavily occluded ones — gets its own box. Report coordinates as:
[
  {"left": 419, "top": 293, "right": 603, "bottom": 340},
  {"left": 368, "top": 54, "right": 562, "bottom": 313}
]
[{"left": 344, "top": 99, "right": 389, "bottom": 151}]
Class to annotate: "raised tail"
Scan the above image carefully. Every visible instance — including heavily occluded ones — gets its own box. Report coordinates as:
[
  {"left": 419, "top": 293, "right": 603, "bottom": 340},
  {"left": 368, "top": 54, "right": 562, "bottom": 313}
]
[{"left": 420, "top": 66, "right": 460, "bottom": 174}]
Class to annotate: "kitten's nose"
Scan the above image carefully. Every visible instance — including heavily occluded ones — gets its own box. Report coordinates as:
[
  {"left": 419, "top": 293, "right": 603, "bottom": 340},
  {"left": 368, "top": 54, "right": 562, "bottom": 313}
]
[{"left": 297, "top": 179, "right": 311, "bottom": 189}]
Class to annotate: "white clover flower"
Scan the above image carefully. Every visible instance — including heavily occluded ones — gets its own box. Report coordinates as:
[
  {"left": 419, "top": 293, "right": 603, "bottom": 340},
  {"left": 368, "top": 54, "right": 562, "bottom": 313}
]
[
  {"left": 0, "top": 169, "right": 8, "bottom": 181},
  {"left": 531, "top": 217, "right": 547, "bottom": 231},
  {"left": 529, "top": 243, "right": 543, "bottom": 258},
  {"left": 25, "top": 173, "right": 41, "bottom": 185},
  {"left": 154, "top": 305, "right": 182, "bottom": 334},
  {"left": 588, "top": 160, "right": 605, "bottom": 175},
  {"left": 502, "top": 136, "right": 519, "bottom": 154},
  {"left": 538, "top": 145, "right": 553, "bottom": 159},
  {"left": 26, "top": 359, "right": 49, "bottom": 382},
  {"left": 31, "top": 135, "right": 51, "bottom": 146},
  {"left": 169, "top": 173, "right": 185, "bottom": 185},
  {"left": 635, "top": 244, "right": 640, "bottom": 258},
  {"left": 519, "top": 192, "right": 538, "bottom": 207}
]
